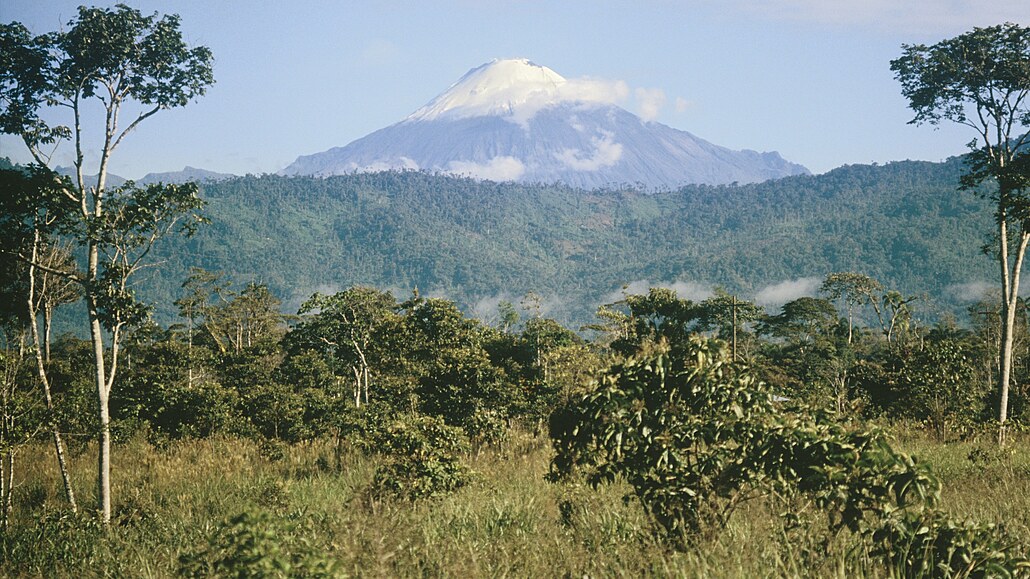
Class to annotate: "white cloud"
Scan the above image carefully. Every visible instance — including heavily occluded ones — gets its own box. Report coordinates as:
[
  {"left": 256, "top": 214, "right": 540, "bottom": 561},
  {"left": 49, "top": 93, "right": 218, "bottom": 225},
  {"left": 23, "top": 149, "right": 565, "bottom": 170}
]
[
  {"left": 669, "top": 280, "right": 715, "bottom": 302},
  {"left": 559, "top": 77, "right": 631, "bottom": 106},
  {"left": 555, "top": 131, "right": 623, "bottom": 171},
  {"left": 284, "top": 283, "right": 344, "bottom": 315},
  {"left": 476, "top": 291, "right": 565, "bottom": 319},
  {"left": 509, "top": 77, "right": 630, "bottom": 126},
  {"left": 753, "top": 277, "right": 822, "bottom": 307},
  {"left": 635, "top": 87, "right": 667, "bottom": 122},
  {"left": 340, "top": 157, "right": 419, "bottom": 175},
  {"left": 601, "top": 279, "right": 715, "bottom": 305},
  {"left": 605, "top": 280, "right": 653, "bottom": 303},
  {"left": 945, "top": 281, "right": 994, "bottom": 303},
  {"left": 446, "top": 155, "right": 526, "bottom": 181},
  {"left": 674, "top": 97, "right": 694, "bottom": 114},
  {"left": 471, "top": 293, "right": 515, "bottom": 324}
]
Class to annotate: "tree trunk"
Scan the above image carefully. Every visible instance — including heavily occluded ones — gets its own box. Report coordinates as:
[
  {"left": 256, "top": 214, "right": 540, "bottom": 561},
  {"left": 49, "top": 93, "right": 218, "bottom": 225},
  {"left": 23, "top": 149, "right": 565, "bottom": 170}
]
[
  {"left": 97, "top": 373, "right": 112, "bottom": 524},
  {"left": 997, "top": 217, "right": 1030, "bottom": 446},
  {"left": 2, "top": 450, "right": 12, "bottom": 531},
  {"left": 352, "top": 366, "right": 362, "bottom": 408},
  {"left": 86, "top": 244, "right": 112, "bottom": 524},
  {"left": 28, "top": 231, "right": 78, "bottom": 512},
  {"left": 43, "top": 304, "right": 52, "bottom": 362},
  {"left": 1, "top": 404, "right": 9, "bottom": 531},
  {"left": 363, "top": 365, "right": 370, "bottom": 406}
]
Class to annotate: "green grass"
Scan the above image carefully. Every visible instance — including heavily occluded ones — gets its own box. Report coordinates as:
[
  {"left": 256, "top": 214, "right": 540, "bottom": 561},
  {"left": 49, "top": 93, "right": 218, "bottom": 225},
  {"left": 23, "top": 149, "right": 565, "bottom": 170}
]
[{"left": 2, "top": 428, "right": 1028, "bottom": 577}]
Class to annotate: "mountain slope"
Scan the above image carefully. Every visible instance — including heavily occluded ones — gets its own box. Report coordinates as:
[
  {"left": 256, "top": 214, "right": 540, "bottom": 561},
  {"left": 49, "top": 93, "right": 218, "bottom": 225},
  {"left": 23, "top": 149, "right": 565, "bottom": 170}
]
[
  {"left": 54, "top": 165, "right": 234, "bottom": 186},
  {"left": 282, "top": 59, "right": 808, "bottom": 189},
  {"left": 137, "top": 157, "right": 991, "bottom": 327},
  {"left": 138, "top": 166, "right": 236, "bottom": 185}
]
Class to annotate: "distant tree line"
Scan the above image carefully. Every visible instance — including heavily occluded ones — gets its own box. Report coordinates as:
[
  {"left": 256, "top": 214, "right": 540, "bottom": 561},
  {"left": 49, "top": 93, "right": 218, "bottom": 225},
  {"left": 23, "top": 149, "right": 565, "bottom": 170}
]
[{"left": 123, "top": 156, "right": 993, "bottom": 331}]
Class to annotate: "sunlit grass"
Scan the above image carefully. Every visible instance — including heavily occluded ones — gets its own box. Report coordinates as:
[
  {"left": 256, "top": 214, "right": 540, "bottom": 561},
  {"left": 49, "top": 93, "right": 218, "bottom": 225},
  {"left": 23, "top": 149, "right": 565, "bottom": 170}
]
[{"left": 3, "top": 427, "right": 1027, "bottom": 577}]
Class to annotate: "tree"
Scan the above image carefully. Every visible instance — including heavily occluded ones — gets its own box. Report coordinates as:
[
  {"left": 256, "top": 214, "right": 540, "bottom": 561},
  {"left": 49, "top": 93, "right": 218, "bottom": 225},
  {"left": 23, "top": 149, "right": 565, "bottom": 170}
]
[
  {"left": 291, "top": 287, "right": 399, "bottom": 407},
  {"left": 758, "top": 297, "right": 848, "bottom": 408},
  {"left": 871, "top": 290, "right": 918, "bottom": 346},
  {"left": 820, "top": 272, "right": 883, "bottom": 344},
  {"left": 1, "top": 6, "right": 213, "bottom": 522},
  {"left": 203, "top": 283, "right": 284, "bottom": 355},
  {"left": 891, "top": 23, "right": 1030, "bottom": 440},
  {"left": 496, "top": 300, "right": 520, "bottom": 333},
  {"left": 174, "top": 267, "right": 226, "bottom": 389},
  {"left": 696, "top": 291, "right": 764, "bottom": 361},
  {"left": 607, "top": 287, "right": 701, "bottom": 358},
  {"left": 758, "top": 297, "right": 840, "bottom": 352},
  {"left": 0, "top": 167, "right": 79, "bottom": 512}
]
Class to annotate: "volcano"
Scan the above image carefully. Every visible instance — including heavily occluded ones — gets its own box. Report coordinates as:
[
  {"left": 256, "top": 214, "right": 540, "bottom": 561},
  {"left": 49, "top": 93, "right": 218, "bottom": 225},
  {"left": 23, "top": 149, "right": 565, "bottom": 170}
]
[{"left": 282, "top": 59, "right": 808, "bottom": 189}]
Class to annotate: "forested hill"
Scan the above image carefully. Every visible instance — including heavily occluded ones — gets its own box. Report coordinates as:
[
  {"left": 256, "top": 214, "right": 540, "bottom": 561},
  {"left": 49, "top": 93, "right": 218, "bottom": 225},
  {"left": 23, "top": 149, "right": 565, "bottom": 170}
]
[{"left": 141, "top": 157, "right": 991, "bottom": 326}]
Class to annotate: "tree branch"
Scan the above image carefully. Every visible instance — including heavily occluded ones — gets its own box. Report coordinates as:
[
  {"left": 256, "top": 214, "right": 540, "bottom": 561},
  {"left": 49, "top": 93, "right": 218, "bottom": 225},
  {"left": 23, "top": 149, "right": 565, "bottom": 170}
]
[{"left": 110, "top": 105, "right": 162, "bottom": 154}]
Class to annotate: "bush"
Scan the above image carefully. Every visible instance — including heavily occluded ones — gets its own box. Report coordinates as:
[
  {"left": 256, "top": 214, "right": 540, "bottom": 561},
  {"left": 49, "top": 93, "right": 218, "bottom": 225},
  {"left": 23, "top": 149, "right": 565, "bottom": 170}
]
[
  {"left": 549, "top": 337, "right": 1030, "bottom": 573},
  {"left": 0, "top": 510, "right": 106, "bottom": 575},
  {"left": 873, "top": 508, "right": 1030, "bottom": 578},
  {"left": 364, "top": 414, "right": 473, "bottom": 501},
  {"left": 178, "top": 510, "right": 340, "bottom": 578},
  {"left": 549, "top": 338, "right": 782, "bottom": 542}
]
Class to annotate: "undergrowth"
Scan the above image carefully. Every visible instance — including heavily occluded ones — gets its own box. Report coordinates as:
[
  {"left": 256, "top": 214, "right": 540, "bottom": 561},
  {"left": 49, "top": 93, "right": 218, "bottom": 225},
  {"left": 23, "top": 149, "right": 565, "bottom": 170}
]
[{"left": 1, "top": 428, "right": 1027, "bottom": 578}]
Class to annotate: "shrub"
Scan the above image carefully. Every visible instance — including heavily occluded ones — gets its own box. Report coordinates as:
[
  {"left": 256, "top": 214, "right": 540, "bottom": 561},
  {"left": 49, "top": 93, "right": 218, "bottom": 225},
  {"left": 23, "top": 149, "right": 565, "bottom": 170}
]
[
  {"left": 549, "top": 337, "right": 1030, "bottom": 573},
  {"left": 873, "top": 508, "right": 1030, "bottom": 578},
  {"left": 365, "top": 414, "right": 473, "bottom": 501},
  {"left": 178, "top": 510, "right": 340, "bottom": 578},
  {"left": 549, "top": 338, "right": 783, "bottom": 542},
  {"left": 0, "top": 510, "right": 106, "bottom": 575}
]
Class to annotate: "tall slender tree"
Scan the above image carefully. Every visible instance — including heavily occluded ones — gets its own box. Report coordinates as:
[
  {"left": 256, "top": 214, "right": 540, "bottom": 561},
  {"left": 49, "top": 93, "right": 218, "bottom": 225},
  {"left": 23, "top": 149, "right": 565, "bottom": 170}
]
[
  {"left": 820, "top": 272, "right": 882, "bottom": 344},
  {"left": 891, "top": 23, "right": 1030, "bottom": 441},
  {"left": 1, "top": 6, "right": 213, "bottom": 522},
  {"left": 0, "top": 167, "right": 79, "bottom": 512}
]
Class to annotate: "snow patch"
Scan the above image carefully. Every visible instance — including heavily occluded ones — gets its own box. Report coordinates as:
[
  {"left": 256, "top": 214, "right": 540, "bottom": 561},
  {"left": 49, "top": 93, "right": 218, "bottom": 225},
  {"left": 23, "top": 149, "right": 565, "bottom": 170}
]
[{"left": 407, "top": 58, "right": 628, "bottom": 125}]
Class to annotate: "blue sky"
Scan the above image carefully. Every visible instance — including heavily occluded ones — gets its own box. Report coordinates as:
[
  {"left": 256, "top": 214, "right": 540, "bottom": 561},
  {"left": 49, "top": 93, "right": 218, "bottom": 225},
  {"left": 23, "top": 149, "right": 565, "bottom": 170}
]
[{"left": 2, "top": 0, "right": 1029, "bottom": 179}]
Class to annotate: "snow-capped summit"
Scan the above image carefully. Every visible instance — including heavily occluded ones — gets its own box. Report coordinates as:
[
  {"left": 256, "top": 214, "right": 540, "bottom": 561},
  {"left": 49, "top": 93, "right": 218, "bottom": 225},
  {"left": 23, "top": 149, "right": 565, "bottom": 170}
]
[
  {"left": 283, "top": 59, "right": 809, "bottom": 189},
  {"left": 407, "top": 58, "right": 569, "bottom": 122}
]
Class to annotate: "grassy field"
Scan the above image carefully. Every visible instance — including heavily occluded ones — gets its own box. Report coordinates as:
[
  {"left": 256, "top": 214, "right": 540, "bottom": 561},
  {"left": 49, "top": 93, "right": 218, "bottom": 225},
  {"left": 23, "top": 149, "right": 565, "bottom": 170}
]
[{"left": 3, "top": 428, "right": 1028, "bottom": 578}]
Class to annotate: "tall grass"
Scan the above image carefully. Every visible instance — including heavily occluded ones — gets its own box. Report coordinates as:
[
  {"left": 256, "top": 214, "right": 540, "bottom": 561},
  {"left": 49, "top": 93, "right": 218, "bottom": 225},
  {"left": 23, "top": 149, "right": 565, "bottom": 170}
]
[{"left": 2, "top": 428, "right": 1027, "bottom": 577}]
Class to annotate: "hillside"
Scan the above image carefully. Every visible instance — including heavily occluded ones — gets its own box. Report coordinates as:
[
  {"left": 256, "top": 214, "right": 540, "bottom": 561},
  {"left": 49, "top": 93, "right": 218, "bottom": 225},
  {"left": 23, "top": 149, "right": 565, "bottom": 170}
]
[{"left": 136, "top": 156, "right": 991, "bottom": 327}]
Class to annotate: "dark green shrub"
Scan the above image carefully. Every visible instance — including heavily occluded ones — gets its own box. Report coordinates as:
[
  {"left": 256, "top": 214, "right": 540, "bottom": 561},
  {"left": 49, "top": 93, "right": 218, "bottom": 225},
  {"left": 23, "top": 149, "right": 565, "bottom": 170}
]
[
  {"left": 365, "top": 414, "right": 473, "bottom": 501},
  {"left": 178, "top": 510, "right": 340, "bottom": 578},
  {"left": 549, "top": 338, "right": 782, "bottom": 542},
  {"left": 549, "top": 337, "right": 1030, "bottom": 573},
  {"left": 0, "top": 511, "right": 106, "bottom": 575},
  {"left": 873, "top": 508, "right": 1030, "bottom": 578}
]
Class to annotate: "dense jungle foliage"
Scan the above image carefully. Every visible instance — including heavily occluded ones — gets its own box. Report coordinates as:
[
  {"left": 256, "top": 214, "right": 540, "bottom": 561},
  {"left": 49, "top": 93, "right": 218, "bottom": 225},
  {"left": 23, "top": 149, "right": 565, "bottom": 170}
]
[{"left": 132, "top": 156, "right": 991, "bottom": 327}]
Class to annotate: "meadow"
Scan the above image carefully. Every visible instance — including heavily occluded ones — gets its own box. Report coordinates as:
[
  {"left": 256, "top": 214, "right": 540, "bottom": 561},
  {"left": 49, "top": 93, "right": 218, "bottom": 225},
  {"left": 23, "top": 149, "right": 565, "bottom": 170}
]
[{"left": 4, "top": 426, "right": 1028, "bottom": 578}]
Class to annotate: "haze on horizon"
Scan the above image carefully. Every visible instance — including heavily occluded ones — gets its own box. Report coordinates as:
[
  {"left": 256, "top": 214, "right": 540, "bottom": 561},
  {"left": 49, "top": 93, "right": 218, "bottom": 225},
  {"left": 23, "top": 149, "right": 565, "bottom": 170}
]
[{"left": 2, "top": 0, "right": 1028, "bottom": 180}]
